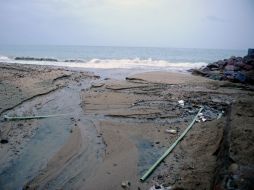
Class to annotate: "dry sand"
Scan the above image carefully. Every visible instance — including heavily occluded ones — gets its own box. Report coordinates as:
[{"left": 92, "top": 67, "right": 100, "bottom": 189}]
[{"left": 0, "top": 63, "right": 253, "bottom": 190}]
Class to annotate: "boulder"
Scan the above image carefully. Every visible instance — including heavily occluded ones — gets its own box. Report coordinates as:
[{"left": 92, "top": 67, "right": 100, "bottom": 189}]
[
  {"left": 235, "top": 61, "right": 244, "bottom": 68},
  {"left": 192, "top": 49, "right": 254, "bottom": 84},
  {"left": 235, "top": 57, "right": 243, "bottom": 62},
  {"left": 15, "top": 57, "right": 58, "bottom": 62},
  {"left": 227, "top": 57, "right": 237, "bottom": 65},
  {"left": 217, "top": 60, "right": 227, "bottom": 69},
  {"left": 234, "top": 72, "right": 246, "bottom": 83},
  {"left": 209, "top": 73, "right": 223, "bottom": 80},
  {"left": 207, "top": 62, "right": 219, "bottom": 69},
  {"left": 191, "top": 69, "right": 208, "bottom": 76},
  {"left": 224, "top": 65, "right": 239, "bottom": 71},
  {"left": 224, "top": 71, "right": 236, "bottom": 80},
  {"left": 242, "top": 64, "right": 253, "bottom": 71}
]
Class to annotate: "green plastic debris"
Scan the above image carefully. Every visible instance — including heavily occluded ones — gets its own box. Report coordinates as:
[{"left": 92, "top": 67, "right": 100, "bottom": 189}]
[
  {"left": 140, "top": 106, "right": 204, "bottom": 182},
  {"left": 4, "top": 114, "right": 68, "bottom": 121}
]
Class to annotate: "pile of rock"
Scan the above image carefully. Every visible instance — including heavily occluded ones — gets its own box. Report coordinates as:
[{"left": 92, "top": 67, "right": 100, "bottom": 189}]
[
  {"left": 15, "top": 57, "right": 58, "bottom": 62},
  {"left": 192, "top": 49, "right": 254, "bottom": 84}
]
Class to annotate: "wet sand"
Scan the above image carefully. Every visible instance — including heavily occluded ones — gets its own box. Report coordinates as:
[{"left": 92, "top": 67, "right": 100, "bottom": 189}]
[{"left": 0, "top": 63, "right": 253, "bottom": 190}]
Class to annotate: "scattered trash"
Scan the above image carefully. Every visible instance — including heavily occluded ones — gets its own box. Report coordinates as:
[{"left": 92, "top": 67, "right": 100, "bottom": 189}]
[
  {"left": 196, "top": 112, "right": 207, "bottom": 122},
  {"left": 217, "top": 111, "right": 224, "bottom": 119},
  {"left": 121, "top": 181, "right": 131, "bottom": 189},
  {"left": 165, "top": 129, "right": 177, "bottom": 134},
  {"left": 4, "top": 114, "right": 68, "bottom": 121},
  {"left": 149, "top": 184, "right": 171, "bottom": 190},
  {"left": 178, "top": 100, "right": 184, "bottom": 107},
  {"left": 140, "top": 107, "right": 204, "bottom": 182}
]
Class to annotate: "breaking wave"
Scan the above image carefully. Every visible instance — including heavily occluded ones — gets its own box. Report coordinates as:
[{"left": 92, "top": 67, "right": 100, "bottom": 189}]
[
  {"left": 0, "top": 55, "right": 11, "bottom": 61},
  {"left": 0, "top": 56, "right": 207, "bottom": 72}
]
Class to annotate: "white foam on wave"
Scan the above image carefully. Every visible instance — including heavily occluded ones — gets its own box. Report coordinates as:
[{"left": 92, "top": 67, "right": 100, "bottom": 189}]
[
  {"left": 0, "top": 55, "right": 11, "bottom": 61},
  {"left": 0, "top": 58, "right": 207, "bottom": 77},
  {"left": 79, "top": 58, "right": 207, "bottom": 70},
  {"left": 1, "top": 58, "right": 207, "bottom": 69}
]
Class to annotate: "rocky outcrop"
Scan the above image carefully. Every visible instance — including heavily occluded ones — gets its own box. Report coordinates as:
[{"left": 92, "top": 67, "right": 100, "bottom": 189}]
[
  {"left": 191, "top": 49, "right": 254, "bottom": 84},
  {"left": 15, "top": 57, "right": 58, "bottom": 62}
]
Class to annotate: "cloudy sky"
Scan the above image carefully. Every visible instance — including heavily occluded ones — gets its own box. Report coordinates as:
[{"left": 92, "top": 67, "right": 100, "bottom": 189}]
[{"left": 0, "top": 0, "right": 253, "bottom": 49}]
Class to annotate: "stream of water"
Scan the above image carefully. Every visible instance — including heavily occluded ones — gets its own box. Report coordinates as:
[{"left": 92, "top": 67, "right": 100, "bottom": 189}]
[{"left": 0, "top": 79, "right": 104, "bottom": 189}]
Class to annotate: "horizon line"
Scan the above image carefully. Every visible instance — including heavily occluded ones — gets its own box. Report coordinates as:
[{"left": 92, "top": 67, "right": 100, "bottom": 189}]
[{"left": 0, "top": 44, "right": 248, "bottom": 51}]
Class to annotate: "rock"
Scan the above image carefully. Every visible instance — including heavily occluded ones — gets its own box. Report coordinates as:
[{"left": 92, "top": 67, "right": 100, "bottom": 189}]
[
  {"left": 227, "top": 57, "right": 236, "bottom": 65},
  {"left": 224, "top": 65, "right": 239, "bottom": 71},
  {"left": 217, "top": 60, "right": 227, "bottom": 69},
  {"left": 209, "top": 72, "right": 223, "bottom": 80},
  {"left": 242, "top": 64, "right": 253, "bottom": 71},
  {"left": 191, "top": 69, "right": 208, "bottom": 76},
  {"left": 228, "top": 163, "right": 239, "bottom": 173},
  {"left": 235, "top": 61, "right": 244, "bottom": 68},
  {"left": 234, "top": 72, "right": 246, "bottom": 83},
  {"left": 210, "top": 67, "right": 220, "bottom": 71},
  {"left": 224, "top": 65, "right": 234, "bottom": 71},
  {"left": 121, "top": 181, "right": 131, "bottom": 189},
  {"left": 235, "top": 57, "right": 243, "bottom": 62},
  {"left": 207, "top": 63, "right": 219, "bottom": 69},
  {"left": 224, "top": 71, "right": 235, "bottom": 80},
  {"left": 15, "top": 57, "right": 58, "bottom": 62}
]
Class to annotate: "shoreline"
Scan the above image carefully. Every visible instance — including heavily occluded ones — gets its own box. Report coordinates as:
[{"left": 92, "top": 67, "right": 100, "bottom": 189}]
[
  {"left": 0, "top": 59, "right": 207, "bottom": 80},
  {"left": 0, "top": 62, "right": 253, "bottom": 189}
]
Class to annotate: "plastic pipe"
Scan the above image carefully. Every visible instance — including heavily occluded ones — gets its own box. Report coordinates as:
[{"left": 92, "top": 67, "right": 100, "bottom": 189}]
[{"left": 140, "top": 106, "right": 204, "bottom": 181}]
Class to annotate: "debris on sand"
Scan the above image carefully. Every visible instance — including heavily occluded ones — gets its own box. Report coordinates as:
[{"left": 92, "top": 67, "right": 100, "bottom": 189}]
[
  {"left": 196, "top": 112, "right": 207, "bottom": 122},
  {"left": 149, "top": 184, "right": 171, "bottom": 190},
  {"left": 165, "top": 129, "right": 177, "bottom": 134},
  {"left": 121, "top": 181, "right": 131, "bottom": 189},
  {"left": 178, "top": 100, "right": 184, "bottom": 107}
]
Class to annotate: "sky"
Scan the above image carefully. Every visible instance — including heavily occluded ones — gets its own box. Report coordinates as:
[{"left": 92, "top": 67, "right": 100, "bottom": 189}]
[{"left": 0, "top": 0, "right": 253, "bottom": 49}]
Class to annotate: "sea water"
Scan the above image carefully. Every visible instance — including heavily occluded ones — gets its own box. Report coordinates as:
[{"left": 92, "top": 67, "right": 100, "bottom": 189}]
[{"left": 0, "top": 45, "right": 246, "bottom": 78}]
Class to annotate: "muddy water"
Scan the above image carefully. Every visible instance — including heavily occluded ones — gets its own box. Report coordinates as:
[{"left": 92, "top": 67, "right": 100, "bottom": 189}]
[
  {"left": 134, "top": 138, "right": 166, "bottom": 176},
  {"left": 0, "top": 80, "right": 104, "bottom": 189}
]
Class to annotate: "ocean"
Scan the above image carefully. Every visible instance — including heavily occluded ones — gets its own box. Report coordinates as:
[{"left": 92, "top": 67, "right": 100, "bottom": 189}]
[{"left": 0, "top": 45, "right": 246, "bottom": 78}]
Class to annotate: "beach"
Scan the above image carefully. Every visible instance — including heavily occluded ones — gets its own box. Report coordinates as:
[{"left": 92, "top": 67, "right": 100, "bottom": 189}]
[{"left": 0, "top": 62, "right": 253, "bottom": 189}]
